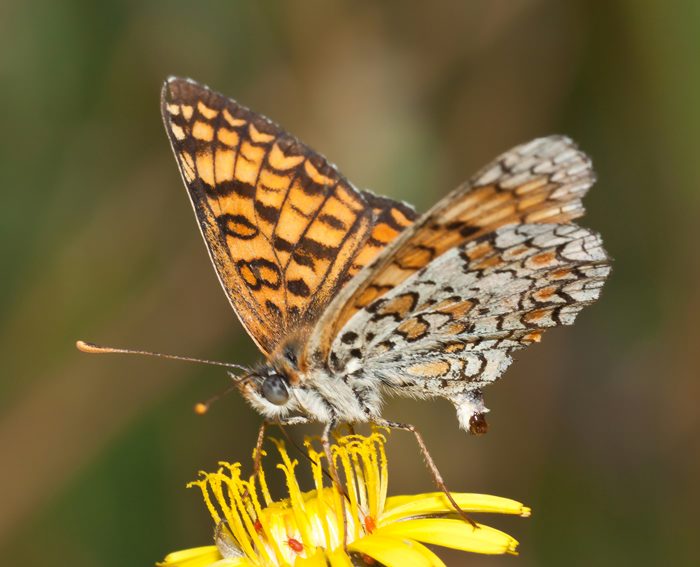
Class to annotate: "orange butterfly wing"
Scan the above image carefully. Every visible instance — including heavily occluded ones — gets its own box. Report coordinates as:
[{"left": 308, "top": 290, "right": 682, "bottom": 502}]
[{"left": 161, "top": 78, "right": 416, "bottom": 355}]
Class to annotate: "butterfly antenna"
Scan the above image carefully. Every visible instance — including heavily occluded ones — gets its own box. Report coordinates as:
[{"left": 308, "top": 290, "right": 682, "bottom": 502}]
[
  {"left": 76, "top": 340, "right": 250, "bottom": 374},
  {"left": 194, "top": 382, "right": 241, "bottom": 415}
]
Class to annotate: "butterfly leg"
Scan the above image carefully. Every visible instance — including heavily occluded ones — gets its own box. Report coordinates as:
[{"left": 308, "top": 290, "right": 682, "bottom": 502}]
[
  {"left": 372, "top": 418, "right": 478, "bottom": 528},
  {"left": 251, "top": 421, "right": 268, "bottom": 477},
  {"left": 252, "top": 417, "right": 313, "bottom": 475},
  {"left": 245, "top": 417, "right": 314, "bottom": 505},
  {"left": 321, "top": 420, "right": 352, "bottom": 550},
  {"left": 321, "top": 419, "right": 341, "bottom": 485}
]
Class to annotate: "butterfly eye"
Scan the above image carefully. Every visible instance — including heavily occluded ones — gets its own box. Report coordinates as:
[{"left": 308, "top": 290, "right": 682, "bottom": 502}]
[
  {"left": 284, "top": 348, "right": 298, "bottom": 365},
  {"left": 261, "top": 374, "right": 289, "bottom": 405}
]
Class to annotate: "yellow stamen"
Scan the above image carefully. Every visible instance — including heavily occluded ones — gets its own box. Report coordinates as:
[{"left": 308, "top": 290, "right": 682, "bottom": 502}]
[
  {"left": 271, "top": 439, "right": 315, "bottom": 553},
  {"left": 164, "top": 432, "right": 530, "bottom": 567},
  {"left": 304, "top": 441, "right": 334, "bottom": 550},
  {"left": 252, "top": 449, "right": 274, "bottom": 507}
]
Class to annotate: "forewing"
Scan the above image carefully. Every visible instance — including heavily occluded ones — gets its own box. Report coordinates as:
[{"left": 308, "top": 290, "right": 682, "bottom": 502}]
[
  {"left": 328, "top": 223, "right": 610, "bottom": 390},
  {"left": 161, "top": 78, "right": 416, "bottom": 355},
  {"left": 349, "top": 191, "right": 417, "bottom": 280},
  {"left": 307, "top": 136, "right": 595, "bottom": 361}
]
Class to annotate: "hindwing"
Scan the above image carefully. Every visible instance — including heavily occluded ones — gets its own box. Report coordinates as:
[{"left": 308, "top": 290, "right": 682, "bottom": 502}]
[{"left": 329, "top": 223, "right": 610, "bottom": 403}]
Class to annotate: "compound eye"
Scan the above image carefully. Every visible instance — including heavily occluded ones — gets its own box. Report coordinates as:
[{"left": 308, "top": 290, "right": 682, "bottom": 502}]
[{"left": 261, "top": 374, "right": 289, "bottom": 406}]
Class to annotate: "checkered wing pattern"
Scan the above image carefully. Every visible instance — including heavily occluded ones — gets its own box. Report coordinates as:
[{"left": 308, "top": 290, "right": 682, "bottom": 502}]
[
  {"left": 328, "top": 223, "right": 610, "bottom": 429},
  {"left": 161, "top": 78, "right": 416, "bottom": 355},
  {"left": 307, "top": 136, "right": 596, "bottom": 362}
]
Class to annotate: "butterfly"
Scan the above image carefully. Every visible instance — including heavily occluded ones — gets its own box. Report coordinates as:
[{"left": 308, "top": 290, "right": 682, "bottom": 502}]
[{"left": 156, "top": 76, "right": 610, "bottom": 440}]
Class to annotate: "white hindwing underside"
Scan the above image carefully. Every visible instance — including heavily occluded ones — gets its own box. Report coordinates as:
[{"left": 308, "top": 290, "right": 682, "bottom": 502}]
[{"left": 329, "top": 223, "right": 610, "bottom": 429}]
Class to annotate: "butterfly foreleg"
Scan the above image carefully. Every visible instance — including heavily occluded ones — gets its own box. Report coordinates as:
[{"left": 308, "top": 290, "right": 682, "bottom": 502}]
[
  {"left": 251, "top": 421, "right": 268, "bottom": 477},
  {"left": 372, "top": 417, "right": 478, "bottom": 528},
  {"left": 251, "top": 417, "right": 313, "bottom": 476}
]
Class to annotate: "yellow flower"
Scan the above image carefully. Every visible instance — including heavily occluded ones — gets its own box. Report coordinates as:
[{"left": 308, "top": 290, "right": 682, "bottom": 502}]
[{"left": 158, "top": 432, "right": 530, "bottom": 567}]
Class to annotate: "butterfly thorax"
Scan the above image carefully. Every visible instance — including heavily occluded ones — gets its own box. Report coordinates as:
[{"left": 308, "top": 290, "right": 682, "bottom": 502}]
[{"left": 237, "top": 336, "right": 382, "bottom": 424}]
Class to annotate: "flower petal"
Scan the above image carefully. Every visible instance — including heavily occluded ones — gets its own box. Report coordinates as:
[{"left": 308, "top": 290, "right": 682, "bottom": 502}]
[
  {"left": 294, "top": 548, "right": 333, "bottom": 566},
  {"left": 349, "top": 534, "right": 445, "bottom": 567},
  {"left": 293, "top": 547, "right": 354, "bottom": 567},
  {"left": 327, "top": 547, "right": 354, "bottom": 567},
  {"left": 375, "top": 518, "right": 519, "bottom": 555},
  {"left": 382, "top": 492, "right": 529, "bottom": 523},
  {"left": 157, "top": 545, "right": 249, "bottom": 566},
  {"left": 209, "top": 560, "right": 252, "bottom": 567}
]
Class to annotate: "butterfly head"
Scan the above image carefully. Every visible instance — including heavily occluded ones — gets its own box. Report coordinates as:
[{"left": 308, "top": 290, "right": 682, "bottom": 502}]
[{"left": 233, "top": 364, "right": 300, "bottom": 419}]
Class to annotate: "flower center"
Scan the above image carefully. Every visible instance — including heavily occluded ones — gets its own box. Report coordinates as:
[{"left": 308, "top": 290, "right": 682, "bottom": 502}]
[{"left": 190, "top": 432, "right": 389, "bottom": 565}]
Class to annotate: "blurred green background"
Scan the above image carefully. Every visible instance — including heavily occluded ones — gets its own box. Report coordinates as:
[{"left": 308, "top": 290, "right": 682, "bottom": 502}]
[{"left": 2, "top": 1, "right": 699, "bottom": 565}]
